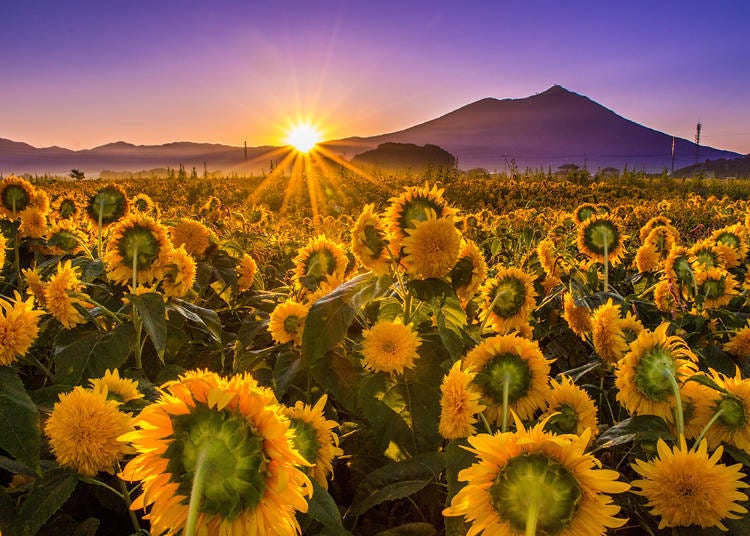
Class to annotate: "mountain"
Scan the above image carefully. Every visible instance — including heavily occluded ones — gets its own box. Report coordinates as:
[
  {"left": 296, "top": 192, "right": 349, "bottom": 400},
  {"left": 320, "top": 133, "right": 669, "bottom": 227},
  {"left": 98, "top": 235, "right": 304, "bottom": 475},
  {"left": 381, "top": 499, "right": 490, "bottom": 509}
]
[
  {"left": 351, "top": 143, "right": 457, "bottom": 171},
  {"left": 0, "top": 85, "right": 741, "bottom": 174},
  {"left": 673, "top": 154, "right": 750, "bottom": 178},
  {"left": 326, "top": 85, "right": 739, "bottom": 172}
]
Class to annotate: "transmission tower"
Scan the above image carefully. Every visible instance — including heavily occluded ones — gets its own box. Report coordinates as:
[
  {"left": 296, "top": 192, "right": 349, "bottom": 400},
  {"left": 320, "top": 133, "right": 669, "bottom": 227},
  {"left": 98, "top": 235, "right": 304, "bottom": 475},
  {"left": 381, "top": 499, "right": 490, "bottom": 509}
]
[{"left": 694, "top": 122, "right": 701, "bottom": 165}]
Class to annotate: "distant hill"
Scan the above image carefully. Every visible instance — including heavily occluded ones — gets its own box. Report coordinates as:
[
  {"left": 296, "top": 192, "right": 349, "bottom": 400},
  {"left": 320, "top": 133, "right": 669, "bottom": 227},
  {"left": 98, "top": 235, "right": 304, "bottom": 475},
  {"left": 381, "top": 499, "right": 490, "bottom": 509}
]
[
  {"left": 351, "top": 143, "right": 456, "bottom": 171},
  {"left": 0, "top": 85, "right": 741, "bottom": 174},
  {"left": 326, "top": 85, "right": 739, "bottom": 172},
  {"left": 672, "top": 154, "right": 750, "bottom": 178}
]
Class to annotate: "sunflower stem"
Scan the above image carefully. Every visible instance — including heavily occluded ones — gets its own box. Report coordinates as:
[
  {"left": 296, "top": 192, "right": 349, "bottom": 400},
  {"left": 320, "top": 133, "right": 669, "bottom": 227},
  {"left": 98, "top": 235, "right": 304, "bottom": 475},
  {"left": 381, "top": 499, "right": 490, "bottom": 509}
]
[
  {"left": 603, "top": 237, "right": 609, "bottom": 292},
  {"left": 403, "top": 290, "right": 412, "bottom": 325},
  {"left": 693, "top": 407, "right": 725, "bottom": 450},
  {"left": 502, "top": 370, "right": 511, "bottom": 433},
  {"left": 132, "top": 241, "right": 143, "bottom": 370},
  {"left": 116, "top": 468, "right": 142, "bottom": 534},
  {"left": 97, "top": 198, "right": 105, "bottom": 258},
  {"left": 479, "top": 412, "right": 493, "bottom": 434},
  {"left": 525, "top": 493, "right": 540, "bottom": 536},
  {"left": 665, "top": 367, "right": 684, "bottom": 439},
  {"left": 479, "top": 283, "right": 504, "bottom": 335},
  {"left": 185, "top": 442, "right": 210, "bottom": 536}
]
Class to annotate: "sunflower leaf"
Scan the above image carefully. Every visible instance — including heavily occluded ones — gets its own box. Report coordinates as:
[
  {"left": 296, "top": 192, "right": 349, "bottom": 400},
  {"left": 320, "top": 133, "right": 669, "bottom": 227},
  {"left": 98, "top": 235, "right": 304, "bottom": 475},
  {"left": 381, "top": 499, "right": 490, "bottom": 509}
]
[
  {"left": 684, "top": 373, "right": 732, "bottom": 396},
  {"left": 130, "top": 292, "right": 167, "bottom": 361},
  {"left": 12, "top": 468, "right": 78, "bottom": 536},
  {"left": 306, "top": 479, "right": 352, "bottom": 536},
  {"left": 0, "top": 367, "right": 41, "bottom": 474},
  {"left": 592, "top": 415, "right": 673, "bottom": 451}
]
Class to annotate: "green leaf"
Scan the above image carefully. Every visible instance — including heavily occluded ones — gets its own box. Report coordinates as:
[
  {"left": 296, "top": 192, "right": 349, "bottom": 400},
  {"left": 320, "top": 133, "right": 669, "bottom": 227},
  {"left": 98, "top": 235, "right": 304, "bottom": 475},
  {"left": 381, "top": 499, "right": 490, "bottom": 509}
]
[
  {"left": 593, "top": 415, "right": 673, "bottom": 451},
  {"left": 358, "top": 375, "right": 413, "bottom": 454},
  {"left": 375, "top": 523, "right": 437, "bottom": 536},
  {"left": 130, "top": 293, "right": 167, "bottom": 360},
  {"left": 169, "top": 298, "right": 223, "bottom": 343},
  {"left": 350, "top": 452, "right": 444, "bottom": 516},
  {"left": 54, "top": 323, "right": 135, "bottom": 385},
  {"left": 685, "top": 373, "right": 732, "bottom": 396},
  {"left": 302, "top": 273, "right": 391, "bottom": 367},
  {"left": 444, "top": 441, "right": 473, "bottom": 536},
  {"left": 13, "top": 469, "right": 78, "bottom": 536},
  {"left": 0, "top": 368, "right": 41, "bottom": 474},
  {"left": 273, "top": 350, "right": 301, "bottom": 397},
  {"left": 408, "top": 279, "right": 467, "bottom": 359},
  {"left": 306, "top": 479, "right": 352, "bottom": 536}
]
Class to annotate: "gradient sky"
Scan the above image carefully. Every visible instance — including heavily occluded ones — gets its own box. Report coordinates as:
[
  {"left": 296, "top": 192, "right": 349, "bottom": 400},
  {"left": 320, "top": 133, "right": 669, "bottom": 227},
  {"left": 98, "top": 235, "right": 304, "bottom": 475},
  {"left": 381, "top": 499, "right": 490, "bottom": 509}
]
[{"left": 2, "top": 0, "right": 749, "bottom": 153}]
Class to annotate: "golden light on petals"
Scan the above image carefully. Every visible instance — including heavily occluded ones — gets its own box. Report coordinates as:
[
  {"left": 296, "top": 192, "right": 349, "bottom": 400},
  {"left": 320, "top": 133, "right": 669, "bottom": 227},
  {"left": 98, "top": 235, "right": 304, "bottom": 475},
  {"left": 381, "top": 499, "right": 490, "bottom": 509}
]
[
  {"left": 0, "top": 292, "right": 44, "bottom": 366},
  {"left": 439, "top": 361, "right": 486, "bottom": 439},
  {"left": 360, "top": 320, "right": 421, "bottom": 375}
]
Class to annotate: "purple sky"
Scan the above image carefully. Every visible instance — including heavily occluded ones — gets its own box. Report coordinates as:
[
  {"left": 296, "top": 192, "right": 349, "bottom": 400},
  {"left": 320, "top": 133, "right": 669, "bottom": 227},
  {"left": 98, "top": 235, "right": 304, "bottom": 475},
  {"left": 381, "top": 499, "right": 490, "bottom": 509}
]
[{"left": 2, "top": 0, "right": 748, "bottom": 153}]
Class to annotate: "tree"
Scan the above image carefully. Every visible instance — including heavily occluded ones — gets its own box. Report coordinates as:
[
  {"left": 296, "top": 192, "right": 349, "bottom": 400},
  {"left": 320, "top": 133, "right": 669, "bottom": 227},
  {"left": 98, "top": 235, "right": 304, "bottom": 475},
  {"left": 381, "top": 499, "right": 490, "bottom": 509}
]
[{"left": 70, "top": 169, "right": 85, "bottom": 181}]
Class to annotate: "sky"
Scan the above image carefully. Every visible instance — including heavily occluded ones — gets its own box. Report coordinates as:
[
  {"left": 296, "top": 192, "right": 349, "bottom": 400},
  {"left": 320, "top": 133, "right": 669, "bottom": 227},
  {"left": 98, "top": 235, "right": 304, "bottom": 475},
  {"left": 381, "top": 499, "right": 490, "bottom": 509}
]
[{"left": 1, "top": 0, "right": 749, "bottom": 153}]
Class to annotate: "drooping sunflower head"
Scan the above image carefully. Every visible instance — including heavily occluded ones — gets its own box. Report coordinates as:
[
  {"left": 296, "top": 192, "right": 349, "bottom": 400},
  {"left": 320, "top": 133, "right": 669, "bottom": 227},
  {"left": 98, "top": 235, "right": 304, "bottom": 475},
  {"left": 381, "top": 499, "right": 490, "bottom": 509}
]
[
  {"left": 664, "top": 245, "right": 694, "bottom": 289},
  {"left": 450, "top": 239, "right": 488, "bottom": 303},
  {"left": 18, "top": 206, "right": 47, "bottom": 238},
  {"left": 615, "top": 323, "right": 698, "bottom": 422},
  {"left": 0, "top": 175, "right": 36, "bottom": 218},
  {"left": 89, "top": 368, "right": 143, "bottom": 404},
  {"left": 562, "top": 292, "right": 591, "bottom": 340},
  {"left": 103, "top": 214, "right": 173, "bottom": 285},
  {"left": 43, "top": 259, "right": 90, "bottom": 329},
  {"left": 119, "top": 370, "right": 311, "bottom": 536},
  {"left": 401, "top": 210, "right": 462, "bottom": 279},
  {"left": 360, "top": 320, "right": 421, "bottom": 375},
  {"left": 130, "top": 193, "right": 159, "bottom": 217},
  {"left": 572, "top": 202, "right": 599, "bottom": 225},
  {"left": 479, "top": 268, "right": 538, "bottom": 335},
  {"left": 384, "top": 183, "right": 455, "bottom": 254},
  {"left": 689, "top": 238, "right": 726, "bottom": 271},
  {"left": 704, "top": 368, "right": 750, "bottom": 453},
  {"left": 712, "top": 223, "right": 748, "bottom": 269},
  {"left": 464, "top": 333, "right": 552, "bottom": 423},
  {"left": 693, "top": 266, "right": 738, "bottom": 310},
  {"left": 635, "top": 242, "right": 661, "bottom": 273},
  {"left": 639, "top": 215, "right": 674, "bottom": 241},
  {"left": 443, "top": 419, "right": 629, "bottom": 535},
  {"left": 53, "top": 194, "right": 80, "bottom": 220},
  {"left": 45, "top": 218, "right": 87, "bottom": 256},
  {"left": 169, "top": 219, "right": 213, "bottom": 258},
  {"left": 541, "top": 375, "right": 599, "bottom": 439},
  {"left": 351, "top": 203, "right": 391, "bottom": 275},
  {"left": 590, "top": 299, "right": 643, "bottom": 364},
  {"left": 236, "top": 253, "right": 258, "bottom": 293},
  {"left": 653, "top": 278, "right": 681, "bottom": 313},
  {"left": 284, "top": 395, "right": 343, "bottom": 490},
  {"left": 644, "top": 224, "right": 679, "bottom": 256},
  {"left": 631, "top": 436, "right": 749, "bottom": 531},
  {"left": 0, "top": 292, "right": 44, "bottom": 366},
  {"left": 45, "top": 386, "right": 133, "bottom": 476},
  {"left": 576, "top": 214, "right": 628, "bottom": 266},
  {"left": 268, "top": 300, "right": 310, "bottom": 346},
  {"left": 293, "top": 234, "right": 348, "bottom": 292},
  {"left": 438, "top": 361, "right": 486, "bottom": 440},
  {"left": 86, "top": 184, "right": 129, "bottom": 226},
  {"left": 724, "top": 320, "right": 750, "bottom": 359},
  {"left": 161, "top": 246, "right": 197, "bottom": 298}
]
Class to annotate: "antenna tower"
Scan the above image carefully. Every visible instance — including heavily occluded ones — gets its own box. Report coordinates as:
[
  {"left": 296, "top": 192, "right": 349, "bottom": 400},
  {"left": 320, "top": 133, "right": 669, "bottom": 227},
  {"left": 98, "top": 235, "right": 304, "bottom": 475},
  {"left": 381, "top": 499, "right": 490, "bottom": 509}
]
[{"left": 694, "top": 122, "right": 701, "bottom": 164}]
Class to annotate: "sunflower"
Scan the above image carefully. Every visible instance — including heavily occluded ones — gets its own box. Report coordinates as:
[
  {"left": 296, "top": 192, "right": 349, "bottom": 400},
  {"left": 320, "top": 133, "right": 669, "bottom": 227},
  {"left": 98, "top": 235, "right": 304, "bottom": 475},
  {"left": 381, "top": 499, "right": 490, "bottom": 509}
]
[
  {"left": 236, "top": 254, "right": 258, "bottom": 292},
  {"left": 464, "top": 333, "right": 551, "bottom": 424},
  {"left": 635, "top": 242, "right": 660, "bottom": 273},
  {"left": 53, "top": 194, "right": 80, "bottom": 220},
  {"left": 103, "top": 214, "right": 173, "bottom": 285},
  {"left": 351, "top": 203, "right": 390, "bottom": 275},
  {"left": 576, "top": 214, "right": 627, "bottom": 266},
  {"left": 678, "top": 379, "right": 714, "bottom": 439},
  {"left": 0, "top": 292, "right": 44, "bottom": 366},
  {"left": 268, "top": 300, "right": 310, "bottom": 346},
  {"left": 284, "top": 395, "right": 343, "bottom": 490},
  {"left": 631, "top": 437, "right": 748, "bottom": 530},
  {"left": 0, "top": 231, "right": 6, "bottom": 271},
  {"left": 170, "top": 219, "right": 213, "bottom": 258},
  {"left": 401, "top": 211, "right": 461, "bottom": 279},
  {"left": 439, "top": 361, "right": 486, "bottom": 439},
  {"left": 86, "top": 184, "right": 129, "bottom": 226},
  {"left": 704, "top": 368, "right": 750, "bottom": 453},
  {"left": 451, "top": 240, "right": 488, "bottom": 303},
  {"left": 653, "top": 278, "right": 680, "bottom": 313},
  {"left": 724, "top": 320, "right": 750, "bottom": 359},
  {"left": 712, "top": 223, "right": 748, "bottom": 269},
  {"left": 664, "top": 245, "right": 695, "bottom": 290},
  {"left": 293, "top": 235, "right": 347, "bottom": 292},
  {"left": 89, "top": 369, "right": 143, "bottom": 404},
  {"left": 537, "top": 238, "right": 565, "bottom": 280},
  {"left": 360, "top": 320, "right": 421, "bottom": 375},
  {"left": 615, "top": 323, "right": 698, "bottom": 422},
  {"left": 22, "top": 267, "right": 47, "bottom": 306},
  {"left": 479, "top": 268, "right": 537, "bottom": 335},
  {"left": 45, "top": 387, "right": 134, "bottom": 476},
  {"left": 644, "top": 225, "right": 679, "bottom": 258},
  {"left": 572, "top": 203, "right": 599, "bottom": 225},
  {"left": 689, "top": 238, "right": 726, "bottom": 271},
  {"left": 693, "top": 266, "right": 738, "bottom": 310},
  {"left": 591, "top": 299, "right": 643, "bottom": 364},
  {"left": 384, "top": 183, "right": 456, "bottom": 254},
  {"left": 45, "top": 218, "right": 86, "bottom": 256},
  {"left": 119, "top": 370, "right": 312, "bottom": 536},
  {"left": 162, "top": 247, "right": 197, "bottom": 298},
  {"left": 130, "top": 193, "right": 159, "bottom": 217},
  {"left": 43, "top": 260, "right": 91, "bottom": 329},
  {"left": 18, "top": 206, "right": 47, "bottom": 238},
  {"left": 0, "top": 175, "right": 36, "bottom": 218},
  {"left": 540, "top": 375, "right": 599, "bottom": 439},
  {"left": 443, "top": 419, "right": 629, "bottom": 535},
  {"left": 639, "top": 215, "right": 674, "bottom": 241},
  {"left": 562, "top": 292, "right": 591, "bottom": 340}
]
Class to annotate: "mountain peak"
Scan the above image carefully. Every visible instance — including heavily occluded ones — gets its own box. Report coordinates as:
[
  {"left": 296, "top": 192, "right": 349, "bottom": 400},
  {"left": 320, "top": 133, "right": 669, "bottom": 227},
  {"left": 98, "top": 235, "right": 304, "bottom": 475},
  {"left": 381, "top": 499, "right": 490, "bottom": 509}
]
[{"left": 538, "top": 85, "right": 573, "bottom": 97}]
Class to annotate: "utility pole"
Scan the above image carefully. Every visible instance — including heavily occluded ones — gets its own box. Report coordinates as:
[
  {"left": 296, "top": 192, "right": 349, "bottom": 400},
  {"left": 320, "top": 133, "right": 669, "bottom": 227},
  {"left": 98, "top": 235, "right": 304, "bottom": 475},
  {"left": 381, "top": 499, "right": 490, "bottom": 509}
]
[
  {"left": 671, "top": 136, "right": 675, "bottom": 174},
  {"left": 244, "top": 141, "right": 248, "bottom": 160},
  {"left": 694, "top": 122, "right": 701, "bottom": 165}
]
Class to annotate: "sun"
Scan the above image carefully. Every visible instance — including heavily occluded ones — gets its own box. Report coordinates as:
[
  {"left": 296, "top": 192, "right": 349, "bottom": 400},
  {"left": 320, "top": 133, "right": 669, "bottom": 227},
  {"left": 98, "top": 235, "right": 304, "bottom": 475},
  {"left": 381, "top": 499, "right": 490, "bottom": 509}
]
[{"left": 285, "top": 123, "right": 322, "bottom": 153}]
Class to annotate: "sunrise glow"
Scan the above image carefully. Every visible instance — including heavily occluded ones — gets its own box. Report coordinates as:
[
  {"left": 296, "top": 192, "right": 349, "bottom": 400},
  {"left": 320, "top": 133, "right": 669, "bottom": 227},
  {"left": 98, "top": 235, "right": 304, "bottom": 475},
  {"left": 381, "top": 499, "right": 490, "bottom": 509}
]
[{"left": 285, "top": 124, "right": 322, "bottom": 153}]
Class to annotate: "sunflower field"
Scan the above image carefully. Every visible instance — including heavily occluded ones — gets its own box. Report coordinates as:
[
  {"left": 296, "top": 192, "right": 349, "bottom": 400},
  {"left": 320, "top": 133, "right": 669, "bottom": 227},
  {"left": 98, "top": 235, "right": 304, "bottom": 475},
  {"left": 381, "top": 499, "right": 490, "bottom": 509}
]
[{"left": 2, "top": 170, "right": 750, "bottom": 535}]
